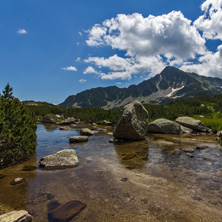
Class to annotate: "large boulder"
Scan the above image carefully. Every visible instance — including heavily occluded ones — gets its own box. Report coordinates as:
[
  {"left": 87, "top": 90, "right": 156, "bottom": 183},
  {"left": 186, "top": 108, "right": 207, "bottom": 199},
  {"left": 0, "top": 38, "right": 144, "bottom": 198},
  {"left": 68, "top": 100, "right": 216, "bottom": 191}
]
[
  {"left": 113, "top": 100, "right": 149, "bottom": 140},
  {"left": 39, "top": 149, "right": 79, "bottom": 169},
  {"left": 80, "top": 128, "right": 95, "bottom": 136},
  {"left": 41, "top": 115, "right": 59, "bottom": 124},
  {"left": 147, "top": 118, "right": 181, "bottom": 134},
  {"left": 58, "top": 117, "right": 77, "bottom": 125},
  {"left": 175, "top": 116, "right": 207, "bottom": 132},
  {"left": 0, "top": 210, "right": 32, "bottom": 222}
]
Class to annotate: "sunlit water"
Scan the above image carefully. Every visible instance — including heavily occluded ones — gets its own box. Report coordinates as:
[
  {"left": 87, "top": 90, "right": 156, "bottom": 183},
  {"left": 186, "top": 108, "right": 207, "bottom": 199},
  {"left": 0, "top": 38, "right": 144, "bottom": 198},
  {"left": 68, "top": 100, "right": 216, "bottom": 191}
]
[{"left": 0, "top": 124, "right": 222, "bottom": 222}]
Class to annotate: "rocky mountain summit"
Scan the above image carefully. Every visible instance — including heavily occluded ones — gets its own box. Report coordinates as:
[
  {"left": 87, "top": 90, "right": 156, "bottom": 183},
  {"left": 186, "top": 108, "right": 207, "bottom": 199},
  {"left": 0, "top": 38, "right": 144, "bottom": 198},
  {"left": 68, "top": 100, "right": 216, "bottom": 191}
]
[{"left": 59, "top": 66, "right": 222, "bottom": 109}]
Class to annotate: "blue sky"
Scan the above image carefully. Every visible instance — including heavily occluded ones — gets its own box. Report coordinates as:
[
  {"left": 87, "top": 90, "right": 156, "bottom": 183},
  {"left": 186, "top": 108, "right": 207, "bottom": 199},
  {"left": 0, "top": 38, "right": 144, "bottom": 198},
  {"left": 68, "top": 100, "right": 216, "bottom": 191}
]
[{"left": 0, "top": 0, "right": 221, "bottom": 104}]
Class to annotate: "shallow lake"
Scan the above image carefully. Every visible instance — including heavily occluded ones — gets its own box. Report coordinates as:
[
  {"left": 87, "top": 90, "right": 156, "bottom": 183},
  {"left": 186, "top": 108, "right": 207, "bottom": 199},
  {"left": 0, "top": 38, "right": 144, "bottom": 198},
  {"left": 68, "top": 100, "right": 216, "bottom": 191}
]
[{"left": 0, "top": 124, "right": 222, "bottom": 222}]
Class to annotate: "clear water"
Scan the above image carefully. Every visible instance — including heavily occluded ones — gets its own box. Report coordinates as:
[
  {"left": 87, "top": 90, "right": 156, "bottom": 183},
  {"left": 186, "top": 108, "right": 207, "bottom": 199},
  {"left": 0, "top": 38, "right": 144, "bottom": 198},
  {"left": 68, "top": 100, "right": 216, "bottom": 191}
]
[{"left": 0, "top": 124, "right": 222, "bottom": 222}]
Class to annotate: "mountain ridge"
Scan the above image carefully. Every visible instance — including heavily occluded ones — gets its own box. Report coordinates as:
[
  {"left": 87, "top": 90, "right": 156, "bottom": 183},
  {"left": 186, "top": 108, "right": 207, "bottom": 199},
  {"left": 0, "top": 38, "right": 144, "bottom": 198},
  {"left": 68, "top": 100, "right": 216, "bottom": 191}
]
[{"left": 59, "top": 66, "right": 222, "bottom": 109}]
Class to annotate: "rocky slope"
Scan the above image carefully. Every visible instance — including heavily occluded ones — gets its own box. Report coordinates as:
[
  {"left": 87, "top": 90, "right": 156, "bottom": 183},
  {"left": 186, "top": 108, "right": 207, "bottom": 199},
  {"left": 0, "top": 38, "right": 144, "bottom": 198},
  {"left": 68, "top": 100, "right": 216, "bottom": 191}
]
[{"left": 59, "top": 66, "right": 222, "bottom": 108}]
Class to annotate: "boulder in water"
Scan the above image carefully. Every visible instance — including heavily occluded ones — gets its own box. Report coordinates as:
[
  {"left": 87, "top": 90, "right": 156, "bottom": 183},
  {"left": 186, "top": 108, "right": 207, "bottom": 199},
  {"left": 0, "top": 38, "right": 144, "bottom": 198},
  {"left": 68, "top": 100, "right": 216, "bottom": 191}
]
[{"left": 113, "top": 100, "right": 149, "bottom": 140}]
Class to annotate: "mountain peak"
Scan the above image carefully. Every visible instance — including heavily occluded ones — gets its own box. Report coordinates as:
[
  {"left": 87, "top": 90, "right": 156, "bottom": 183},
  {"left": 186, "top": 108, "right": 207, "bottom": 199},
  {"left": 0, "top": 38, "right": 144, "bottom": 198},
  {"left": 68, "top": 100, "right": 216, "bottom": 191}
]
[
  {"left": 160, "top": 66, "right": 183, "bottom": 75},
  {"left": 59, "top": 66, "right": 222, "bottom": 108}
]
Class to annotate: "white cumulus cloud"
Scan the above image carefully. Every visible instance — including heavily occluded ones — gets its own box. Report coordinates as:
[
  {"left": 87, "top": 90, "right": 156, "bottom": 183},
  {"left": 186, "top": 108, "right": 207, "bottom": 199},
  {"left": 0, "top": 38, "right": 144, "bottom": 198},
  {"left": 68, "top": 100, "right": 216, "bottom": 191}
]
[
  {"left": 79, "top": 79, "right": 87, "bottom": 83},
  {"left": 87, "top": 11, "right": 206, "bottom": 60},
  {"left": 84, "top": 11, "right": 209, "bottom": 80},
  {"left": 85, "top": 54, "right": 166, "bottom": 80},
  {"left": 194, "top": 0, "right": 222, "bottom": 40},
  {"left": 17, "top": 28, "right": 27, "bottom": 35},
  {"left": 62, "top": 66, "right": 78, "bottom": 71},
  {"left": 83, "top": 66, "right": 99, "bottom": 74},
  {"left": 181, "top": 44, "right": 222, "bottom": 77}
]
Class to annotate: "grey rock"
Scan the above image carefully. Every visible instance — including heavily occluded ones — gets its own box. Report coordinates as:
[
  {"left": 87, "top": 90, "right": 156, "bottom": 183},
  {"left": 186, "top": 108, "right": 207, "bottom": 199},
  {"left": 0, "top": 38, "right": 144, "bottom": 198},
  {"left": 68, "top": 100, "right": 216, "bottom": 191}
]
[
  {"left": 59, "top": 126, "right": 70, "bottom": 130},
  {"left": 176, "top": 116, "right": 207, "bottom": 132},
  {"left": 58, "top": 117, "right": 77, "bottom": 125},
  {"left": 80, "top": 128, "right": 95, "bottom": 136},
  {"left": 196, "top": 145, "right": 209, "bottom": 150},
  {"left": 91, "top": 126, "right": 107, "bottom": 133},
  {"left": 186, "top": 153, "right": 194, "bottom": 158},
  {"left": 69, "top": 136, "right": 88, "bottom": 143},
  {"left": 100, "top": 120, "right": 112, "bottom": 126},
  {"left": 182, "top": 148, "right": 195, "bottom": 153},
  {"left": 41, "top": 115, "right": 58, "bottom": 124},
  {"left": 113, "top": 100, "right": 149, "bottom": 140},
  {"left": 180, "top": 125, "right": 193, "bottom": 134},
  {"left": 0, "top": 210, "right": 32, "bottom": 222},
  {"left": 216, "top": 130, "right": 222, "bottom": 137},
  {"left": 10, "top": 178, "right": 26, "bottom": 185},
  {"left": 39, "top": 149, "right": 79, "bottom": 169},
  {"left": 48, "top": 200, "right": 86, "bottom": 222},
  {"left": 147, "top": 118, "right": 181, "bottom": 134}
]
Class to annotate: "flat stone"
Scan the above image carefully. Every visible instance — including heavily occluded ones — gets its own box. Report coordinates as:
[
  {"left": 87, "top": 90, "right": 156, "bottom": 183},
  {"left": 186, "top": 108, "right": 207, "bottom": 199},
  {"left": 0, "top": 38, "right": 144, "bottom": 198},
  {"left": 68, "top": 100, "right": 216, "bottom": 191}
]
[
  {"left": 10, "top": 178, "right": 26, "bottom": 185},
  {"left": 196, "top": 145, "right": 209, "bottom": 150},
  {"left": 122, "top": 154, "right": 136, "bottom": 160},
  {"left": 80, "top": 128, "right": 95, "bottom": 136},
  {"left": 59, "top": 126, "right": 70, "bottom": 130},
  {"left": 48, "top": 200, "right": 86, "bottom": 222},
  {"left": 148, "top": 118, "right": 181, "bottom": 134},
  {"left": 33, "top": 193, "right": 54, "bottom": 205},
  {"left": 21, "top": 166, "right": 36, "bottom": 171},
  {"left": 39, "top": 149, "right": 79, "bottom": 170},
  {"left": 186, "top": 153, "right": 194, "bottom": 158},
  {"left": 91, "top": 126, "right": 107, "bottom": 133},
  {"left": 176, "top": 116, "right": 207, "bottom": 132},
  {"left": 0, "top": 210, "right": 32, "bottom": 222},
  {"left": 0, "top": 174, "right": 6, "bottom": 180},
  {"left": 182, "top": 148, "right": 195, "bottom": 153},
  {"left": 47, "top": 201, "right": 61, "bottom": 212},
  {"left": 69, "top": 136, "right": 88, "bottom": 143}
]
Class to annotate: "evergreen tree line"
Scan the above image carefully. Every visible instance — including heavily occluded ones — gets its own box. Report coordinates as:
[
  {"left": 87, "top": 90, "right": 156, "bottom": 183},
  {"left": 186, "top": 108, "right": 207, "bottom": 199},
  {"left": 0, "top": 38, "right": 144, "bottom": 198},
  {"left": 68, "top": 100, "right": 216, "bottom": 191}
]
[
  {"left": 0, "top": 84, "right": 37, "bottom": 169},
  {"left": 25, "top": 94, "right": 222, "bottom": 124}
]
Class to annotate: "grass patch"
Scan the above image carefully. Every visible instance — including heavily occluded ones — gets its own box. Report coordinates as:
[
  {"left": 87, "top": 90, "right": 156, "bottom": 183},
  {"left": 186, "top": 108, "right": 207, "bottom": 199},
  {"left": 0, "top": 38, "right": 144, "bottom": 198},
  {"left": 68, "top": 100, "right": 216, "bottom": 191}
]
[{"left": 192, "top": 113, "right": 222, "bottom": 131}]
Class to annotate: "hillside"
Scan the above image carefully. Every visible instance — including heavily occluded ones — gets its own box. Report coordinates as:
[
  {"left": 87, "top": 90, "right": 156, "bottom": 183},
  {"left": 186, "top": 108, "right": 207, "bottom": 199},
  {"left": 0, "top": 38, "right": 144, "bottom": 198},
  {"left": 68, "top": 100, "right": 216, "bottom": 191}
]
[{"left": 59, "top": 66, "right": 222, "bottom": 108}]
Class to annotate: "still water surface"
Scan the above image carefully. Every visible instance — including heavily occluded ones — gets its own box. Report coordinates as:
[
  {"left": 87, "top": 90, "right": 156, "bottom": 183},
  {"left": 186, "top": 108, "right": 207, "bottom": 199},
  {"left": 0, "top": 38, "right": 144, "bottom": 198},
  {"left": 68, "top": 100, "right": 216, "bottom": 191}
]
[{"left": 0, "top": 124, "right": 222, "bottom": 222}]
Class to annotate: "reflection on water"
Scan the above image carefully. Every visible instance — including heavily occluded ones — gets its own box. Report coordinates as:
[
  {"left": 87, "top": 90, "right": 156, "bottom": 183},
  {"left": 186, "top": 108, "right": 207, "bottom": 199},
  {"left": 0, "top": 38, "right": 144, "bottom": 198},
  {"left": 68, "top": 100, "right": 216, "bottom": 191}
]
[
  {"left": 114, "top": 140, "right": 149, "bottom": 169},
  {"left": 0, "top": 124, "right": 222, "bottom": 221}
]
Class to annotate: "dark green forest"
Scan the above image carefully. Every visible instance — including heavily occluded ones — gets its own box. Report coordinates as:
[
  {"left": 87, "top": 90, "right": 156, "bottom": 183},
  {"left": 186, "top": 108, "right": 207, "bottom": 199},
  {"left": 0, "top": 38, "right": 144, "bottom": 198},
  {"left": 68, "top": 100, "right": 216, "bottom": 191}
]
[
  {"left": 25, "top": 94, "right": 222, "bottom": 131},
  {"left": 0, "top": 84, "right": 37, "bottom": 169}
]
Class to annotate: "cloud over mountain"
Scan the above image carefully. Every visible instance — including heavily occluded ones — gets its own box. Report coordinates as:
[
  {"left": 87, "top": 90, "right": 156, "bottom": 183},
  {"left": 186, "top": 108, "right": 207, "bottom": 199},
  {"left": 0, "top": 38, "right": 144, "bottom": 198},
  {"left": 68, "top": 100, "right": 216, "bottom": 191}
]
[
  {"left": 82, "top": 0, "right": 222, "bottom": 80},
  {"left": 194, "top": 0, "right": 222, "bottom": 40}
]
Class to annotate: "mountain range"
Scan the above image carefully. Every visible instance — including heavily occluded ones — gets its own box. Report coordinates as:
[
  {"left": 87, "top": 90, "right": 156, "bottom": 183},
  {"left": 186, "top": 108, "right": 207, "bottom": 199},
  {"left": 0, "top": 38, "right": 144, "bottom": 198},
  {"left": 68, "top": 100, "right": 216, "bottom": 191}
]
[{"left": 59, "top": 66, "right": 222, "bottom": 109}]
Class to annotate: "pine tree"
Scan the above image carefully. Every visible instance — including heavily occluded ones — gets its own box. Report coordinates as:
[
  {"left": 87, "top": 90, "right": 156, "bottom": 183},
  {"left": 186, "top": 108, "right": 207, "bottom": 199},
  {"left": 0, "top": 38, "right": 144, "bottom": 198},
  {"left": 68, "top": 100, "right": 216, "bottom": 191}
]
[{"left": 0, "top": 84, "right": 37, "bottom": 169}]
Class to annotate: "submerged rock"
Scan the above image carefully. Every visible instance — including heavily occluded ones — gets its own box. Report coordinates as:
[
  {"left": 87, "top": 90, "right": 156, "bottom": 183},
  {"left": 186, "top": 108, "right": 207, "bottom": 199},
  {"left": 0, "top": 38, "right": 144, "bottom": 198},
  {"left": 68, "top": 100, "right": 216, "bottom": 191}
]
[
  {"left": 10, "top": 178, "right": 26, "bottom": 185},
  {"left": 113, "top": 100, "right": 149, "bottom": 140},
  {"left": 69, "top": 136, "right": 88, "bottom": 143},
  {"left": 33, "top": 193, "right": 54, "bottom": 205},
  {"left": 39, "top": 149, "right": 79, "bottom": 169},
  {"left": 196, "top": 145, "right": 209, "bottom": 150},
  {"left": 0, "top": 210, "right": 32, "bottom": 222},
  {"left": 80, "top": 128, "right": 95, "bottom": 136},
  {"left": 175, "top": 116, "right": 207, "bottom": 132},
  {"left": 147, "top": 118, "right": 181, "bottom": 134},
  {"left": 48, "top": 200, "right": 86, "bottom": 222},
  {"left": 59, "top": 126, "right": 70, "bottom": 130}
]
